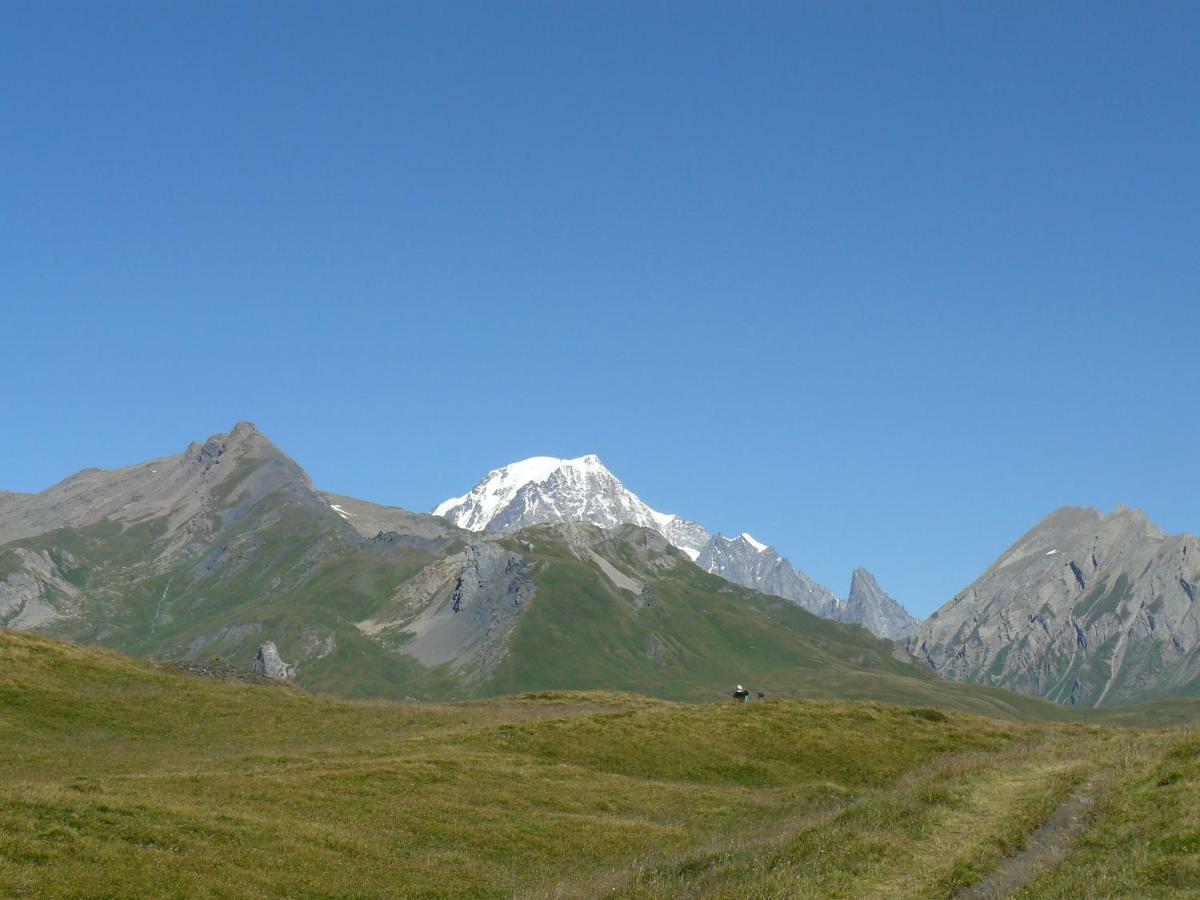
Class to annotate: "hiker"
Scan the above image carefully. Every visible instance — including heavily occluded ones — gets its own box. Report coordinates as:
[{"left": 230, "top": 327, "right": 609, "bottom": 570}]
[
  {"left": 732, "top": 684, "right": 750, "bottom": 703},
  {"left": 756, "top": 692, "right": 766, "bottom": 702}
]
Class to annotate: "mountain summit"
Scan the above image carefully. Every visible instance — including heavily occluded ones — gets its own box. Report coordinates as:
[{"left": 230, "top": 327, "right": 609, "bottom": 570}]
[
  {"left": 434, "top": 455, "right": 712, "bottom": 558},
  {"left": 435, "top": 454, "right": 918, "bottom": 639},
  {"left": 914, "top": 506, "right": 1200, "bottom": 707},
  {"left": 845, "top": 568, "right": 919, "bottom": 641}
]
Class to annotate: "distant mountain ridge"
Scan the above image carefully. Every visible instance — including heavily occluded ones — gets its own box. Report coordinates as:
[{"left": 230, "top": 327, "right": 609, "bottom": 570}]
[
  {"left": 0, "top": 422, "right": 941, "bottom": 704},
  {"left": 696, "top": 534, "right": 918, "bottom": 640},
  {"left": 434, "top": 454, "right": 918, "bottom": 639},
  {"left": 8, "top": 425, "right": 1200, "bottom": 710}
]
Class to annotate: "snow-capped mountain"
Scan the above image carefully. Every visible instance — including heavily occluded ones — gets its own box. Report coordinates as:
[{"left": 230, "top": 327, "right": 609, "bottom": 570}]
[
  {"left": 434, "top": 455, "right": 712, "bottom": 558},
  {"left": 434, "top": 454, "right": 921, "bottom": 640}
]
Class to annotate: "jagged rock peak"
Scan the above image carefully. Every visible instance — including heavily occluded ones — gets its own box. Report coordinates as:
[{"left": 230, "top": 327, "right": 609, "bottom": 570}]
[
  {"left": 187, "top": 421, "right": 266, "bottom": 462},
  {"left": 845, "top": 568, "right": 919, "bottom": 641}
]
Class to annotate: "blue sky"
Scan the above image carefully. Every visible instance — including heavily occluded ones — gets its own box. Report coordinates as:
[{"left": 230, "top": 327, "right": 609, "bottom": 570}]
[{"left": 3, "top": 2, "right": 1198, "bottom": 617}]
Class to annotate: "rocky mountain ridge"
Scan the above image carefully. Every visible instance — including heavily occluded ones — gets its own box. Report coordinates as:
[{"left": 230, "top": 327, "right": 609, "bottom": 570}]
[
  {"left": 914, "top": 506, "right": 1200, "bottom": 707},
  {"left": 435, "top": 455, "right": 919, "bottom": 639}
]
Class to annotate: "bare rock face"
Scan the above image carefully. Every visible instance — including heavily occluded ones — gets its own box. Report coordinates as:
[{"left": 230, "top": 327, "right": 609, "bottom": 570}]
[
  {"left": 0, "top": 549, "right": 82, "bottom": 629},
  {"left": 364, "top": 541, "right": 537, "bottom": 680},
  {"left": 251, "top": 641, "right": 295, "bottom": 680},
  {"left": 321, "top": 491, "right": 465, "bottom": 548},
  {"left": 845, "top": 568, "right": 919, "bottom": 641},
  {"left": 698, "top": 533, "right": 841, "bottom": 618},
  {"left": 697, "top": 537, "right": 918, "bottom": 641},
  {"left": 913, "top": 507, "right": 1200, "bottom": 707}
]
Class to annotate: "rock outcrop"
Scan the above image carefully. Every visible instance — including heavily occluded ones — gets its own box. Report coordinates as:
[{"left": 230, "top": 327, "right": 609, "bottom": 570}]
[
  {"left": 251, "top": 641, "right": 295, "bottom": 680},
  {"left": 364, "top": 541, "right": 537, "bottom": 679}
]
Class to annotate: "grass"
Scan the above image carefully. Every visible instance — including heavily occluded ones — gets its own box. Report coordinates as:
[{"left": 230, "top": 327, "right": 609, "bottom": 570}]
[
  {"left": 3, "top": 631, "right": 1197, "bottom": 898},
  {"left": 1019, "top": 730, "right": 1200, "bottom": 897}
]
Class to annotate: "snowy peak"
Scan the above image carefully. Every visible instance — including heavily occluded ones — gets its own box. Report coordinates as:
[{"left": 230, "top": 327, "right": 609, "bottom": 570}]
[
  {"left": 433, "top": 454, "right": 711, "bottom": 557},
  {"left": 433, "top": 456, "right": 572, "bottom": 529}
]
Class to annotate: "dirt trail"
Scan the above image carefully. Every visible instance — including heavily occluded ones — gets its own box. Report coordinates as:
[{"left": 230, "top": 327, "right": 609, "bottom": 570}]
[{"left": 957, "top": 775, "right": 1103, "bottom": 899}]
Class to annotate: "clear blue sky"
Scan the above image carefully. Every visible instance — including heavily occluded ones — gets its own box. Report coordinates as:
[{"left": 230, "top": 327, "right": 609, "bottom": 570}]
[{"left": 3, "top": 2, "right": 1198, "bottom": 617}]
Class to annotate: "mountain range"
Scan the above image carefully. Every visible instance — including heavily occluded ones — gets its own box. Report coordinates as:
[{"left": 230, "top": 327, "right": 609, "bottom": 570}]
[
  {"left": 434, "top": 454, "right": 919, "bottom": 640},
  {"left": 3, "top": 422, "right": 1199, "bottom": 710},
  {"left": 0, "top": 423, "right": 948, "bottom": 706}
]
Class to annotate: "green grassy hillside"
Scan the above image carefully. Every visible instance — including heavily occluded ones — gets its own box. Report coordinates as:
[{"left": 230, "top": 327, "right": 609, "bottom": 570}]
[{"left": 2, "top": 631, "right": 1197, "bottom": 898}]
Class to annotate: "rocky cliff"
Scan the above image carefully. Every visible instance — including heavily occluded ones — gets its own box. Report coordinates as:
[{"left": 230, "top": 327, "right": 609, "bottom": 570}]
[{"left": 914, "top": 507, "right": 1200, "bottom": 706}]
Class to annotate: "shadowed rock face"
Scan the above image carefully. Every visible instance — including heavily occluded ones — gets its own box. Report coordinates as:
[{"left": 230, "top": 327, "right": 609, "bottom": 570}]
[
  {"left": 697, "top": 536, "right": 918, "bottom": 641},
  {"left": 913, "top": 507, "right": 1200, "bottom": 707}
]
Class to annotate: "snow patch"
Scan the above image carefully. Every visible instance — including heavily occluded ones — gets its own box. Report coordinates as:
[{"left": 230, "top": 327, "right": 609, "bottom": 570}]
[
  {"left": 649, "top": 510, "right": 677, "bottom": 529},
  {"left": 1045, "top": 549, "right": 1058, "bottom": 556},
  {"left": 741, "top": 532, "right": 768, "bottom": 552},
  {"left": 330, "top": 503, "right": 355, "bottom": 520},
  {"left": 681, "top": 546, "right": 701, "bottom": 561}
]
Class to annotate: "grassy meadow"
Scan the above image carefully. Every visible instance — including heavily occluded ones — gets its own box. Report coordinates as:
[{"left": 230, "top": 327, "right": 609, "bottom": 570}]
[{"left": 0, "top": 630, "right": 1197, "bottom": 898}]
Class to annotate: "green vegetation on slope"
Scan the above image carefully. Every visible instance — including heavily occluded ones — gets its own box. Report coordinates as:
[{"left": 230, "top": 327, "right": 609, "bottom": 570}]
[
  {"left": 6, "top": 501, "right": 1105, "bottom": 716},
  {"left": 485, "top": 534, "right": 1128, "bottom": 722},
  {"left": 2, "top": 631, "right": 1196, "bottom": 898}
]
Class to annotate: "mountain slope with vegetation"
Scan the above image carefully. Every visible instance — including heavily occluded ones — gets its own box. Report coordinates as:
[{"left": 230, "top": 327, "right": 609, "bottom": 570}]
[{"left": 0, "top": 424, "right": 1038, "bottom": 713}]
